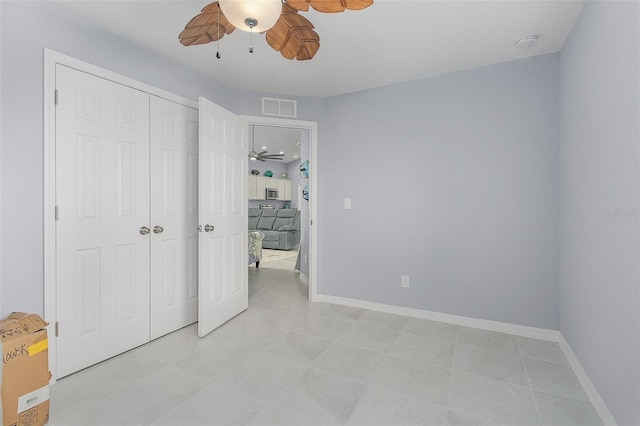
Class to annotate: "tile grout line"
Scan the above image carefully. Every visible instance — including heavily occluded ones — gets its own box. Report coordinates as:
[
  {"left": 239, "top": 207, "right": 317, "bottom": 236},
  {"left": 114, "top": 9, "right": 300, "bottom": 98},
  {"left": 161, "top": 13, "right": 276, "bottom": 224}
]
[
  {"left": 518, "top": 339, "right": 543, "bottom": 425},
  {"left": 442, "top": 327, "right": 460, "bottom": 426},
  {"left": 440, "top": 327, "right": 520, "bottom": 426},
  {"left": 447, "top": 335, "right": 538, "bottom": 425},
  {"left": 343, "top": 351, "right": 390, "bottom": 426}
]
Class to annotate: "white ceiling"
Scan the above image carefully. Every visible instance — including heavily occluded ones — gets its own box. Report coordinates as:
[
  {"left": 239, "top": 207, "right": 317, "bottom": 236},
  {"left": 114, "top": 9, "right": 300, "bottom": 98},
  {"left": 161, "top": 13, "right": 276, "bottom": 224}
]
[
  {"left": 54, "top": 0, "right": 585, "bottom": 98},
  {"left": 251, "top": 125, "right": 302, "bottom": 164}
]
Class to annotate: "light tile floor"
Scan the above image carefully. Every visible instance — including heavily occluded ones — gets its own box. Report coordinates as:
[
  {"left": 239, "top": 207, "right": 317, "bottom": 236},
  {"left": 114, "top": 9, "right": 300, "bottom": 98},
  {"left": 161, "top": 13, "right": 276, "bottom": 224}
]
[{"left": 50, "top": 257, "right": 603, "bottom": 425}]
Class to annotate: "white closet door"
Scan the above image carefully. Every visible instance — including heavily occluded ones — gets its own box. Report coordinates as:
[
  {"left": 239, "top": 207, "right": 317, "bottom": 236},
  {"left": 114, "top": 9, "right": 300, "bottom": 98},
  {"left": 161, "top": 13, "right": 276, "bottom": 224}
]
[
  {"left": 150, "top": 97, "right": 198, "bottom": 339},
  {"left": 55, "top": 65, "right": 150, "bottom": 377},
  {"left": 198, "top": 97, "right": 248, "bottom": 337}
]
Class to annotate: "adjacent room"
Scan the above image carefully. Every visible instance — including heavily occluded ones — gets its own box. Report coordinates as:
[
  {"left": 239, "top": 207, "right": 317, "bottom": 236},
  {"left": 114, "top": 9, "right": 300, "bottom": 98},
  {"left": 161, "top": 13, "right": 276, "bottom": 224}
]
[
  {"left": 247, "top": 123, "right": 310, "bottom": 301},
  {"left": 0, "top": 1, "right": 638, "bottom": 425}
]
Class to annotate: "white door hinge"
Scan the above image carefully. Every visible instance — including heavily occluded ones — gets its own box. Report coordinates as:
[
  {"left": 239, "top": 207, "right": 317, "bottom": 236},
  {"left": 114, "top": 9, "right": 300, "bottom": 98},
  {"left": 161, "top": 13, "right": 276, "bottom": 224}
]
[
  {"left": 55, "top": 205, "right": 59, "bottom": 221},
  {"left": 54, "top": 89, "right": 59, "bottom": 105},
  {"left": 55, "top": 321, "right": 59, "bottom": 337}
]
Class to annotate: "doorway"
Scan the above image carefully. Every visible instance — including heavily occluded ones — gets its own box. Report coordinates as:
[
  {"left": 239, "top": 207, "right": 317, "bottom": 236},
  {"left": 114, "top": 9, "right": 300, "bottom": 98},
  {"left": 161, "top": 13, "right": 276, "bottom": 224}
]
[{"left": 243, "top": 117, "right": 318, "bottom": 301}]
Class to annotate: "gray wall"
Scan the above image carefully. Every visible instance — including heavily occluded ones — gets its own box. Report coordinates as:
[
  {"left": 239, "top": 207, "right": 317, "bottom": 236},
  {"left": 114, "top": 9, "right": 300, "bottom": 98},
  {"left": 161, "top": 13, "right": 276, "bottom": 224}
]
[
  {"left": 2, "top": 1, "right": 637, "bottom": 420},
  {"left": 559, "top": 2, "right": 640, "bottom": 425},
  {"left": 0, "top": 0, "right": 230, "bottom": 316},
  {"left": 319, "top": 54, "right": 560, "bottom": 329},
  {"left": 0, "top": 1, "right": 322, "bottom": 316}
]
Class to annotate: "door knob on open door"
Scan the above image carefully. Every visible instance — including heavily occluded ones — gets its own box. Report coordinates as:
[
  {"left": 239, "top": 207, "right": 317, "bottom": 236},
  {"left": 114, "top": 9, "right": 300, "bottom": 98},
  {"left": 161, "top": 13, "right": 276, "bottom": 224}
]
[
  {"left": 153, "top": 226, "right": 164, "bottom": 234},
  {"left": 204, "top": 224, "right": 214, "bottom": 232},
  {"left": 139, "top": 226, "right": 150, "bottom": 235}
]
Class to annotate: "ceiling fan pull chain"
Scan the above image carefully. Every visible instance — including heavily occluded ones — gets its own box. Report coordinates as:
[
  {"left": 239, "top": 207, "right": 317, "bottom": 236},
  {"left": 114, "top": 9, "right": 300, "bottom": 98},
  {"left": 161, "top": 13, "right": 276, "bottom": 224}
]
[
  {"left": 249, "top": 27, "right": 254, "bottom": 53},
  {"left": 216, "top": 4, "right": 221, "bottom": 59}
]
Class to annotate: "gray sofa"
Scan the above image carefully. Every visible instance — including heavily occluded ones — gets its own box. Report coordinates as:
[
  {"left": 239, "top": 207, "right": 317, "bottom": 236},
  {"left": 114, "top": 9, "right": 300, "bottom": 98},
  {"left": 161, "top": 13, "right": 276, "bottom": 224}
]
[{"left": 249, "top": 208, "right": 300, "bottom": 250}]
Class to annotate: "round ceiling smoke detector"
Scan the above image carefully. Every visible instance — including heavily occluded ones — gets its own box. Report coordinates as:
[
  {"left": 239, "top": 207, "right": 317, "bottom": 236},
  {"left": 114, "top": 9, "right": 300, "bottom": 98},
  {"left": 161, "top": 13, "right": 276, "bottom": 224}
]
[{"left": 516, "top": 34, "right": 539, "bottom": 49}]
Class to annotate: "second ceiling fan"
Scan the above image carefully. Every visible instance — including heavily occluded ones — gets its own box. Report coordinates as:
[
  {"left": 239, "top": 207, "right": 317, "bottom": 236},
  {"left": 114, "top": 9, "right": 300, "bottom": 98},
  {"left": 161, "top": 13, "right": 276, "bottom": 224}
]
[
  {"left": 249, "top": 148, "right": 284, "bottom": 162},
  {"left": 179, "top": 0, "right": 373, "bottom": 61}
]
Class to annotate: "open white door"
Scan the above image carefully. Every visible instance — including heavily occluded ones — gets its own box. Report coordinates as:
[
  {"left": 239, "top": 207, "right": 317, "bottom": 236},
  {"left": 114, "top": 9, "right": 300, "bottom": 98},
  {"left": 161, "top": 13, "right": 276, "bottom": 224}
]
[{"left": 197, "top": 97, "right": 248, "bottom": 337}]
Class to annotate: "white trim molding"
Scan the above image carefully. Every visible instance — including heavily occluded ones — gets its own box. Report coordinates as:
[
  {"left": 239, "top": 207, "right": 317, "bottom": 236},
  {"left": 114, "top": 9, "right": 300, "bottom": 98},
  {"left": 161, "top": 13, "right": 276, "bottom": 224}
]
[
  {"left": 241, "top": 115, "right": 318, "bottom": 303},
  {"left": 315, "top": 294, "right": 560, "bottom": 341},
  {"left": 559, "top": 334, "right": 618, "bottom": 426},
  {"left": 0, "top": 1, "right": 3, "bottom": 317},
  {"left": 297, "top": 272, "right": 309, "bottom": 285}
]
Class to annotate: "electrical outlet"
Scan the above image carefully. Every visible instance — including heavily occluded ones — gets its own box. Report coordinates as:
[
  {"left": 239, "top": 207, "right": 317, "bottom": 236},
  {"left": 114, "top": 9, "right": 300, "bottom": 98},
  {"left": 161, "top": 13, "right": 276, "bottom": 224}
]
[{"left": 401, "top": 275, "right": 410, "bottom": 288}]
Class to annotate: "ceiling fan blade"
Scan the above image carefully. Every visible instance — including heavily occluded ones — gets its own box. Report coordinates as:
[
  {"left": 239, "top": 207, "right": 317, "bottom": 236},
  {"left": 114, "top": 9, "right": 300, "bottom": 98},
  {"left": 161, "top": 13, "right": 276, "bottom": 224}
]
[
  {"left": 257, "top": 157, "right": 266, "bottom": 162},
  {"left": 257, "top": 150, "right": 269, "bottom": 156},
  {"left": 285, "top": 0, "right": 373, "bottom": 13},
  {"left": 179, "top": 1, "right": 236, "bottom": 46},
  {"left": 265, "top": 4, "right": 320, "bottom": 60}
]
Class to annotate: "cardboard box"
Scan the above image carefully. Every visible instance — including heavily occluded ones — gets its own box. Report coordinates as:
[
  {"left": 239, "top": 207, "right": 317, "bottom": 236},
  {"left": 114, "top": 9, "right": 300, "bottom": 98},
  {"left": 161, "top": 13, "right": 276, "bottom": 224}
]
[{"left": 0, "top": 313, "right": 51, "bottom": 426}]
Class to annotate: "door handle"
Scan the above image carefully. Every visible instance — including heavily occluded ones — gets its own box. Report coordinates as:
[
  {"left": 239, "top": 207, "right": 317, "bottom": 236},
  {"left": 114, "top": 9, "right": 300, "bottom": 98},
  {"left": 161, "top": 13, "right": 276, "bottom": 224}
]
[
  {"left": 139, "top": 226, "right": 150, "bottom": 235},
  {"left": 153, "top": 226, "right": 164, "bottom": 234},
  {"left": 204, "top": 224, "right": 215, "bottom": 232}
]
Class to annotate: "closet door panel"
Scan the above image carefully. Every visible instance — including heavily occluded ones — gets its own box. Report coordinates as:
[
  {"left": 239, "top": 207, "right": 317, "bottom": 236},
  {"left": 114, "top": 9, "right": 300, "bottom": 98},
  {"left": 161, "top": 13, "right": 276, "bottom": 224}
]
[
  {"left": 150, "top": 97, "right": 199, "bottom": 339},
  {"left": 56, "top": 65, "right": 151, "bottom": 378}
]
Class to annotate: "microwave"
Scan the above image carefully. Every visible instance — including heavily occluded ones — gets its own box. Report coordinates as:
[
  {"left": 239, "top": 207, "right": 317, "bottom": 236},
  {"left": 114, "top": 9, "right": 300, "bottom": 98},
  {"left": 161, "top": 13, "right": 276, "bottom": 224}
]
[{"left": 265, "top": 188, "right": 279, "bottom": 199}]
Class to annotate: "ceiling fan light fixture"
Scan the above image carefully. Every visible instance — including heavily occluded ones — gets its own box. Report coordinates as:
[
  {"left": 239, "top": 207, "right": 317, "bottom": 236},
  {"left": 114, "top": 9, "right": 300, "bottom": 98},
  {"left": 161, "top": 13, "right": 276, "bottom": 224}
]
[{"left": 218, "top": 0, "right": 282, "bottom": 33}]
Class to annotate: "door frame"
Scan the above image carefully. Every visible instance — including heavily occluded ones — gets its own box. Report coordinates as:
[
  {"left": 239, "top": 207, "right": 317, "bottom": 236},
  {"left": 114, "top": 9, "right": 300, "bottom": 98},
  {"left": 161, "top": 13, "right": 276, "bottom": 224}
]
[
  {"left": 242, "top": 115, "right": 318, "bottom": 301},
  {"left": 43, "top": 49, "right": 198, "bottom": 382}
]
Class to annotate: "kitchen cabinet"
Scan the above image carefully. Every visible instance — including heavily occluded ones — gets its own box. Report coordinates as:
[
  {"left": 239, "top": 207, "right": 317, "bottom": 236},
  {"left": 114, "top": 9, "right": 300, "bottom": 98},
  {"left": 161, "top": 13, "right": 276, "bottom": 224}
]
[{"left": 249, "top": 175, "right": 291, "bottom": 200}]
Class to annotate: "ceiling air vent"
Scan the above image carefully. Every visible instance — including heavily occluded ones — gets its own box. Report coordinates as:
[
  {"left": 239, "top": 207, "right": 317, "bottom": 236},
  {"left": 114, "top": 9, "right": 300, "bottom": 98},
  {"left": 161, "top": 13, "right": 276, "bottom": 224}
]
[{"left": 262, "top": 97, "right": 297, "bottom": 118}]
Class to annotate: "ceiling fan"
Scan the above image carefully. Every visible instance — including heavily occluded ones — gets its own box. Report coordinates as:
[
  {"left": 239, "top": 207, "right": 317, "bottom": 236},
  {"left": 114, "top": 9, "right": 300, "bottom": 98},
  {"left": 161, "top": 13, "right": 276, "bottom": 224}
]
[
  {"left": 179, "top": 0, "right": 373, "bottom": 61},
  {"left": 249, "top": 149, "right": 284, "bottom": 161}
]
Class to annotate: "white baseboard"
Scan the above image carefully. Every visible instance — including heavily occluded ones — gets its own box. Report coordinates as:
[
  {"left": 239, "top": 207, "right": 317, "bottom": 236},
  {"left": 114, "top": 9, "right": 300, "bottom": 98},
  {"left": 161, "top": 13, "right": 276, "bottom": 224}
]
[
  {"left": 314, "top": 294, "right": 615, "bottom": 425},
  {"left": 558, "top": 334, "right": 618, "bottom": 426},
  {"left": 296, "top": 271, "right": 309, "bottom": 285},
  {"left": 315, "top": 294, "right": 559, "bottom": 341}
]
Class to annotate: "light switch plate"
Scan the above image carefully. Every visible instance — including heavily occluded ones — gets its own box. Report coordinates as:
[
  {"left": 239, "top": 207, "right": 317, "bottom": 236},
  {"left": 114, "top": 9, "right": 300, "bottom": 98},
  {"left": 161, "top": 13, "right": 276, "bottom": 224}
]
[
  {"left": 344, "top": 198, "right": 352, "bottom": 209},
  {"left": 401, "top": 275, "right": 410, "bottom": 288}
]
